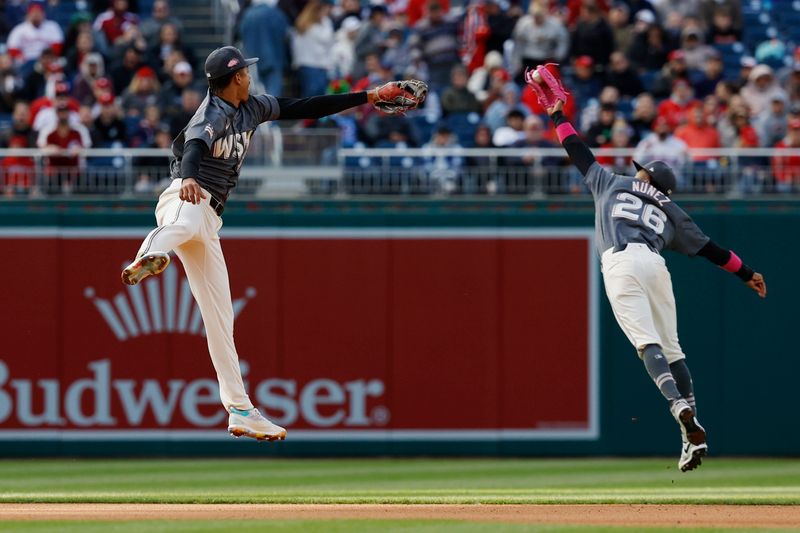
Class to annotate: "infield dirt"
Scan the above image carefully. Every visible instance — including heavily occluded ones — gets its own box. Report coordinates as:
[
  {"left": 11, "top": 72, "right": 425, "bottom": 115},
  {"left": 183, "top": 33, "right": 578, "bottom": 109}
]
[{"left": 1, "top": 504, "right": 799, "bottom": 528}]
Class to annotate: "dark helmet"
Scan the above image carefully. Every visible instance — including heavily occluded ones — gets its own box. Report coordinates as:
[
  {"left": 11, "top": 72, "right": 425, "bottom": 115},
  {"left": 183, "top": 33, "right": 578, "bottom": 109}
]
[{"left": 633, "top": 160, "right": 677, "bottom": 196}]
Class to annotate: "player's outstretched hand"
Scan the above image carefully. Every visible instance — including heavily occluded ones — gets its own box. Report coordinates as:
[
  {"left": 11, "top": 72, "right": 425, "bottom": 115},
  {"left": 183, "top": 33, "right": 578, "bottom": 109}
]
[
  {"left": 747, "top": 272, "right": 767, "bottom": 298},
  {"left": 180, "top": 178, "right": 207, "bottom": 205}
]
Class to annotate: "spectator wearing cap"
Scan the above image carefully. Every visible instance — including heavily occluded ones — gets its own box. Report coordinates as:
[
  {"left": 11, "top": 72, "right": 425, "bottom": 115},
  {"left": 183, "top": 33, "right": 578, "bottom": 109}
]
[
  {"left": 38, "top": 101, "right": 91, "bottom": 194},
  {"left": 352, "top": 5, "right": 388, "bottom": 81},
  {"left": 120, "top": 66, "right": 160, "bottom": 117},
  {"left": 585, "top": 102, "right": 618, "bottom": 147},
  {"left": 292, "top": 0, "right": 335, "bottom": 98},
  {"left": 6, "top": 1, "right": 64, "bottom": 75},
  {"left": 91, "top": 93, "right": 127, "bottom": 147},
  {"left": 0, "top": 51, "right": 23, "bottom": 114},
  {"left": 239, "top": 0, "right": 289, "bottom": 97},
  {"left": 20, "top": 48, "right": 61, "bottom": 101},
  {"left": 596, "top": 119, "right": 635, "bottom": 173},
  {"left": 467, "top": 50, "right": 508, "bottom": 104},
  {"left": 570, "top": 0, "right": 614, "bottom": 68},
  {"left": 605, "top": 51, "right": 643, "bottom": 98},
  {"left": 741, "top": 64, "right": 788, "bottom": 119},
  {"left": 651, "top": 49, "right": 689, "bottom": 99},
  {"left": 133, "top": 123, "right": 173, "bottom": 193},
  {"left": 680, "top": 26, "right": 715, "bottom": 72},
  {"left": 633, "top": 115, "right": 690, "bottom": 180},
  {"left": 657, "top": 78, "right": 698, "bottom": 128},
  {"left": 511, "top": 1, "right": 568, "bottom": 81},
  {"left": 732, "top": 56, "right": 756, "bottom": 92},
  {"left": 408, "top": 1, "right": 461, "bottom": 94},
  {"left": 629, "top": 92, "right": 657, "bottom": 143},
  {"left": 140, "top": 0, "right": 184, "bottom": 46},
  {"left": 93, "top": 0, "right": 140, "bottom": 46},
  {"left": 693, "top": 51, "right": 723, "bottom": 99},
  {"left": 771, "top": 118, "right": 800, "bottom": 193},
  {"left": 63, "top": 12, "right": 94, "bottom": 69},
  {"left": 492, "top": 109, "right": 526, "bottom": 147},
  {"left": 157, "top": 61, "right": 202, "bottom": 120},
  {"left": 628, "top": 13, "right": 671, "bottom": 72},
  {"left": 331, "top": 16, "right": 361, "bottom": 79},
  {"left": 565, "top": 55, "right": 601, "bottom": 112},
  {"left": 72, "top": 53, "right": 106, "bottom": 106},
  {"left": 441, "top": 64, "right": 481, "bottom": 116},
  {"left": 110, "top": 45, "right": 145, "bottom": 95},
  {"left": 32, "top": 83, "right": 92, "bottom": 147},
  {"left": 755, "top": 94, "right": 788, "bottom": 148}
]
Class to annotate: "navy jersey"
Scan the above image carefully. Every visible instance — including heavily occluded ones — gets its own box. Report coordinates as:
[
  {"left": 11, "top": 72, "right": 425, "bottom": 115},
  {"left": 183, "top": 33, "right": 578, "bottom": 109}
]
[
  {"left": 170, "top": 91, "right": 279, "bottom": 202},
  {"left": 584, "top": 162, "right": 709, "bottom": 257}
]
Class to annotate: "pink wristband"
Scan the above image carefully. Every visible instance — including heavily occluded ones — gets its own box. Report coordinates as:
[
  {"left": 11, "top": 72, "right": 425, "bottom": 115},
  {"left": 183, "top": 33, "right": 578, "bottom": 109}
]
[
  {"left": 556, "top": 122, "right": 578, "bottom": 143},
  {"left": 722, "top": 251, "right": 743, "bottom": 273}
]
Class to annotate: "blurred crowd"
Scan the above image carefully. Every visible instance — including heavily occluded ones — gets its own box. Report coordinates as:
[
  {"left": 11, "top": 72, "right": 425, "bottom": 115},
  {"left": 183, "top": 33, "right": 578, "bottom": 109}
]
[{"left": 2, "top": 0, "right": 800, "bottom": 196}]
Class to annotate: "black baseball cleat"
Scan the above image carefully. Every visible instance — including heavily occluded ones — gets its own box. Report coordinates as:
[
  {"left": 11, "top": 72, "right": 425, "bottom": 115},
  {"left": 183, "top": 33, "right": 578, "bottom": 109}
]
[{"left": 121, "top": 252, "right": 170, "bottom": 285}]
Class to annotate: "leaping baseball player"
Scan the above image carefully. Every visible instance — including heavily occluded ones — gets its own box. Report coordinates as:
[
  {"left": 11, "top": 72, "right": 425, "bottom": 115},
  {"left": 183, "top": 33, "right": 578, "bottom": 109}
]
[
  {"left": 120, "top": 46, "right": 427, "bottom": 442},
  {"left": 526, "top": 64, "right": 767, "bottom": 472}
]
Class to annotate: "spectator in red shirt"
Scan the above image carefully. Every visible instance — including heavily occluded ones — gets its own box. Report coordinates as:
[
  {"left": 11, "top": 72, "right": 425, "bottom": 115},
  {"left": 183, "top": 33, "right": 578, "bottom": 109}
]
[
  {"left": 771, "top": 118, "right": 800, "bottom": 193},
  {"left": 39, "top": 102, "right": 89, "bottom": 194},
  {"left": 93, "top": 0, "right": 140, "bottom": 47},
  {"left": 675, "top": 103, "right": 721, "bottom": 161},
  {"left": 1, "top": 136, "right": 36, "bottom": 197},
  {"left": 657, "top": 78, "right": 698, "bottom": 129}
]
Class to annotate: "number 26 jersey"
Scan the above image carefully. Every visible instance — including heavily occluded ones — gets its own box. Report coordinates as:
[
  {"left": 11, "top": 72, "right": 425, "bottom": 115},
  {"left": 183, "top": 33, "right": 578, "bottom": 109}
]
[{"left": 584, "top": 162, "right": 710, "bottom": 257}]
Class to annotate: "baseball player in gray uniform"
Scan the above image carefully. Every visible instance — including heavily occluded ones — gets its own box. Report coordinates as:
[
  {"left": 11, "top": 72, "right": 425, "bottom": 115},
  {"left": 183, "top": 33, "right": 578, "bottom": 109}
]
[
  {"left": 120, "top": 46, "right": 426, "bottom": 441},
  {"left": 527, "top": 65, "right": 767, "bottom": 471}
]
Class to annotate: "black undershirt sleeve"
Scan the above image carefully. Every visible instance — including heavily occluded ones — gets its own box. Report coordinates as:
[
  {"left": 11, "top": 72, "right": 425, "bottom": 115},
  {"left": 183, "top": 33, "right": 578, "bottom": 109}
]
[
  {"left": 550, "top": 110, "right": 596, "bottom": 176},
  {"left": 276, "top": 92, "right": 369, "bottom": 120},
  {"left": 180, "top": 139, "right": 208, "bottom": 180},
  {"left": 697, "top": 240, "right": 755, "bottom": 282}
]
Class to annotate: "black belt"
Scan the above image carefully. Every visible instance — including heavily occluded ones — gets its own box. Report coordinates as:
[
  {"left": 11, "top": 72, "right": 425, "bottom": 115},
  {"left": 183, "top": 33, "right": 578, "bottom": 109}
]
[
  {"left": 209, "top": 195, "right": 224, "bottom": 216},
  {"left": 613, "top": 242, "right": 657, "bottom": 254}
]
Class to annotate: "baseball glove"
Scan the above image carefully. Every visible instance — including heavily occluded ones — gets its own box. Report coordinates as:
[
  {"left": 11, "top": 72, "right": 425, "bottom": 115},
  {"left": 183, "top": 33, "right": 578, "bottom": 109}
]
[
  {"left": 524, "top": 64, "right": 568, "bottom": 110},
  {"left": 371, "top": 79, "right": 428, "bottom": 115}
]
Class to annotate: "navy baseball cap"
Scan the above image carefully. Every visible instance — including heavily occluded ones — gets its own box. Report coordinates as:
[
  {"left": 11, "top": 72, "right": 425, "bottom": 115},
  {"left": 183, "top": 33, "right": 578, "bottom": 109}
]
[
  {"left": 633, "top": 160, "right": 677, "bottom": 196},
  {"left": 204, "top": 46, "right": 258, "bottom": 80}
]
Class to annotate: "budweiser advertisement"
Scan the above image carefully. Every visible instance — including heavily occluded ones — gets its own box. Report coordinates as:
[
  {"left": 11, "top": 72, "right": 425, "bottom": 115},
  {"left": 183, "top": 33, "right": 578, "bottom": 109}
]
[{"left": 0, "top": 228, "right": 598, "bottom": 441}]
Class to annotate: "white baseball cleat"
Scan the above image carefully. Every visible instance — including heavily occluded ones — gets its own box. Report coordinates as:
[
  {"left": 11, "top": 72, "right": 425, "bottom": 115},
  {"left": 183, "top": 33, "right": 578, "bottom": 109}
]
[
  {"left": 679, "top": 440, "right": 708, "bottom": 472},
  {"left": 121, "top": 252, "right": 170, "bottom": 285},
  {"left": 227, "top": 407, "right": 287, "bottom": 442}
]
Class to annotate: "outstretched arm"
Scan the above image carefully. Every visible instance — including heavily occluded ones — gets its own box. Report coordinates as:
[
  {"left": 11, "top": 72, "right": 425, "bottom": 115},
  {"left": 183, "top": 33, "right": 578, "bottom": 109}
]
[
  {"left": 546, "top": 100, "right": 596, "bottom": 176},
  {"left": 274, "top": 80, "right": 428, "bottom": 120},
  {"left": 697, "top": 240, "right": 767, "bottom": 298}
]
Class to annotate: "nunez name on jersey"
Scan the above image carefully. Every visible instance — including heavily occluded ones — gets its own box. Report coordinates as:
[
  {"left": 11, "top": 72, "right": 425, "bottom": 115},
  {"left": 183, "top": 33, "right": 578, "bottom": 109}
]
[{"left": 631, "top": 180, "right": 671, "bottom": 207}]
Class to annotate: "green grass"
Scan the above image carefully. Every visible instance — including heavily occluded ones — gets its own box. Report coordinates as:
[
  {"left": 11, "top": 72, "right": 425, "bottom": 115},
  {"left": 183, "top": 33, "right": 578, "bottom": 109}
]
[
  {"left": 0, "top": 522, "right": 796, "bottom": 533},
  {"left": 0, "top": 458, "right": 798, "bottom": 505}
]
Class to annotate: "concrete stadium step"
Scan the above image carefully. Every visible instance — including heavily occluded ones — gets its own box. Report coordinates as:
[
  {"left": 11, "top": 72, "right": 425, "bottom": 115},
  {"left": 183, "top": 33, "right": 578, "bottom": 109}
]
[{"left": 170, "top": 0, "right": 227, "bottom": 58}]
